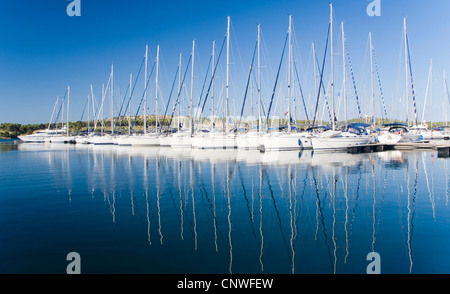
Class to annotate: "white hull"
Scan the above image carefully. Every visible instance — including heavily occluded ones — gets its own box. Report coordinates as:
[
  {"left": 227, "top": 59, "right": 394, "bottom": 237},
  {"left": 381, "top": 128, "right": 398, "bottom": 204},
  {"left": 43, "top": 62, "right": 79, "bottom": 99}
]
[
  {"left": 191, "top": 133, "right": 237, "bottom": 149},
  {"left": 375, "top": 132, "right": 402, "bottom": 145},
  {"left": 416, "top": 131, "right": 446, "bottom": 140},
  {"left": 311, "top": 131, "right": 371, "bottom": 151},
  {"left": 18, "top": 128, "right": 67, "bottom": 143},
  {"left": 47, "top": 136, "right": 76, "bottom": 144},
  {"left": 236, "top": 132, "right": 261, "bottom": 150},
  {"left": 18, "top": 135, "right": 48, "bottom": 143},
  {"left": 115, "top": 135, "right": 132, "bottom": 146},
  {"left": 120, "top": 134, "right": 160, "bottom": 146},
  {"left": 167, "top": 132, "right": 192, "bottom": 149},
  {"left": 399, "top": 132, "right": 422, "bottom": 142},
  {"left": 158, "top": 135, "right": 171, "bottom": 147},
  {"left": 75, "top": 136, "right": 91, "bottom": 144},
  {"left": 90, "top": 135, "right": 116, "bottom": 145},
  {"left": 259, "top": 132, "right": 313, "bottom": 151}
]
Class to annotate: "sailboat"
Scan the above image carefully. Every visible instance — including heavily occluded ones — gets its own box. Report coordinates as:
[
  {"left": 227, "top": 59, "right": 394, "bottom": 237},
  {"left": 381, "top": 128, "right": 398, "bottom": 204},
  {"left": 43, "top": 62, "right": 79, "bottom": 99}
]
[
  {"left": 191, "top": 16, "right": 237, "bottom": 150},
  {"left": 167, "top": 43, "right": 195, "bottom": 149},
  {"left": 46, "top": 85, "right": 76, "bottom": 144},
  {"left": 89, "top": 65, "right": 116, "bottom": 145},
  {"left": 258, "top": 15, "right": 313, "bottom": 152},
  {"left": 236, "top": 24, "right": 261, "bottom": 150},
  {"left": 18, "top": 94, "right": 68, "bottom": 143},
  {"left": 310, "top": 4, "right": 370, "bottom": 151},
  {"left": 117, "top": 45, "right": 161, "bottom": 147},
  {"left": 408, "top": 59, "right": 445, "bottom": 140}
]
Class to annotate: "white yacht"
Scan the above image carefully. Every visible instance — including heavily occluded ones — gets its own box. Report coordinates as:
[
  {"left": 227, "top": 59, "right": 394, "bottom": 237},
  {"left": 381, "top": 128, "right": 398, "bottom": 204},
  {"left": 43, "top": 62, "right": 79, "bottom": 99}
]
[
  {"left": 166, "top": 130, "right": 192, "bottom": 149},
  {"left": 259, "top": 131, "right": 313, "bottom": 152},
  {"left": 18, "top": 127, "right": 67, "bottom": 143},
  {"left": 310, "top": 124, "right": 371, "bottom": 151},
  {"left": 89, "top": 133, "right": 116, "bottom": 145},
  {"left": 236, "top": 130, "right": 261, "bottom": 150},
  {"left": 191, "top": 131, "right": 236, "bottom": 150},
  {"left": 409, "top": 124, "right": 446, "bottom": 140},
  {"left": 116, "top": 133, "right": 159, "bottom": 147}
]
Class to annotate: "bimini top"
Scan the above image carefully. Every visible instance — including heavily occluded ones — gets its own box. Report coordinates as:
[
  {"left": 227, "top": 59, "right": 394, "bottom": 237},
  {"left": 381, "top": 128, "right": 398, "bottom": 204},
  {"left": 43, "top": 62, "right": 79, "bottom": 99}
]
[
  {"left": 306, "top": 126, "right": 331, "bottom": 132},
  {"left": 347, "top": 123, "right": 371, "bottom": 129},
  {"left": 382, "top": 122, "right": 408, "bottom": 127}
]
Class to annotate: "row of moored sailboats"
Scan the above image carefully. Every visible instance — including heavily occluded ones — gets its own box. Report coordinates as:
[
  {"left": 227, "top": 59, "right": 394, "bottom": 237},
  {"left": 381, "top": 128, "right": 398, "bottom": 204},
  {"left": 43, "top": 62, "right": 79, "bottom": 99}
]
[{"left": 19, "top": 4, "right": 450, "bottom": 151}]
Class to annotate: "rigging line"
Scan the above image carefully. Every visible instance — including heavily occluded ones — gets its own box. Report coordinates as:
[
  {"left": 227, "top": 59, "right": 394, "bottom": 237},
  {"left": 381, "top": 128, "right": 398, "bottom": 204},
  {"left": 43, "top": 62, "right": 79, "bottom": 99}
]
[
  {"left": 54, "top": 88, "right": 69, "bottom": 128},
  {"left": 446, "top": 77, "right": 450, "bottom": 106},
  {"left": 405, "top": 32, "right": 418, "bottom": 126},
  {"left": 131, "top": 60, "right": 157, "bottom": 130},
  {"left": 196, "top": 35, "right": 227, "bottom": 130},
  {"left": 372, "top": 47, "right": 388, "bottom": 122},
  {"left": 167, "top": 54, "right": 192, "bottom": 129},
  {"left": 236, "top": 164, "right": 259, "bottom": 244},
  {"left": 80, "top": 95, "right": 89, "bottom": 122},
  {"left": 196, "top": 54, "right": 212, "bottom": 109},
  {"left": 250, "top": 67, "right": 267, "bottom": 118},
  {"left": 312, "top": 23, "right": 331, "bottom": 127},
  {"left": 266, "top": 32, "right": 289, "bottom": 124},
  {"left": 117, "top": 83, "right": 130, "bottom": 121},
  {"left": 262, "top": 167, "right": 291, "bottom": 258},
  {"left": 311, "top": 168, "right": 333, "bottom": 272},
  {"left": 345, "top": 35, "right": 363, "bottom": 121},
  {"left": 293, "top": 60, "right": 310, "bottom": 122},
  {"left": 119, "top": 56, "right": 146, "bottom": 130},
  {"left": 159, "top": 64, "right": 180, "bottom": 132},
  {"left": 94, "top": 71, "right": 113, "bottom": 127},
  {"left": 236, "top": 40, "right": 258, "bottom": 130}
]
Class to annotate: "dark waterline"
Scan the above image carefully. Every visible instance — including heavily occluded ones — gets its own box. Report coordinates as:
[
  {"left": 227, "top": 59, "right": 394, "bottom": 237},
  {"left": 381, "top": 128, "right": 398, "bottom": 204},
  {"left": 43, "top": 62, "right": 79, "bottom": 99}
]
[{"left": 0, "top": 142, "right": 449, "bottom": 274}]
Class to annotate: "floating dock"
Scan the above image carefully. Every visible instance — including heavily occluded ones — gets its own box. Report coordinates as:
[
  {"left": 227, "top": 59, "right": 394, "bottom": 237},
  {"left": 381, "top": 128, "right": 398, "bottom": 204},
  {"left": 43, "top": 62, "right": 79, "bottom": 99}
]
[
  {"left": 347, "top": 141, "right": 450, "bottom": 157},
  {"left": 347, "top": 144, "right": 396, "bottom": 154},
  {"left": 437, "top": 146, "right": 450, "bottom": 158}
]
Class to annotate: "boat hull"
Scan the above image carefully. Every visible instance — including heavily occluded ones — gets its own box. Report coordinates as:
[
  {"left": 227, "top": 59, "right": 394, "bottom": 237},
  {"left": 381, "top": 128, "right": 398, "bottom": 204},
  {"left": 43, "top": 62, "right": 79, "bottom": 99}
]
[
  {"left": 259, "top": 132, "right": 313, "bottom": 152},
  {"left": 311, "top": 133, "right": 371, "bottom": 151},
  {"left": 191, "top": 133, "right": 237, "bottom": 150}
]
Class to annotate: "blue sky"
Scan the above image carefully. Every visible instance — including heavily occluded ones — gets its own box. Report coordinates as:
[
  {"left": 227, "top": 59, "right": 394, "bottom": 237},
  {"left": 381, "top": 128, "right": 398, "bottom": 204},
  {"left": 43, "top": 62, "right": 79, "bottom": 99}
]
[{"left": 0, "top": 0, "right": 449, "bottom": 124}]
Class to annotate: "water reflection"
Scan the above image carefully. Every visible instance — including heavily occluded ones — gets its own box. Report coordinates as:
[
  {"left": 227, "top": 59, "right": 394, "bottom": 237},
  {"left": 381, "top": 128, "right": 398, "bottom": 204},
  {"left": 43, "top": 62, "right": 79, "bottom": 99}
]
[{"left": 8, "top": 143, "right": 450, "bottom": 274}]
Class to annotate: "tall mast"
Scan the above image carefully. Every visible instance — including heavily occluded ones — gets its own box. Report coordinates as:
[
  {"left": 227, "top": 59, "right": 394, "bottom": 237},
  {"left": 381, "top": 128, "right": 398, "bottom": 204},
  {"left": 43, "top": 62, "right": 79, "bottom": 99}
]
[
  {"left": 144, "top": 44, "right": 148, "bottom": 135},
  {"left": 67, "top": 85, "right": 70, "bottom": 136},
  {"left": 48, "top": 96, "right": 58, "bottom": 130},
  {"left": 287, "top": 15, "right": 293, "bottom": 132},
  {"left": 190, "top": 40, "right": 195, "bottom": 136},
  {"left": 430, "top": 58, "right": 433, "bottom": 129},
  {"left": 342, "top": 22, "right": 347, "bottom": 126},
  {"left": 370, "top": 32, "right": 375, "bottom": 129},
  {"left": 101, "top": 83, "right": 104, "bottom": 133},
  {"left": 312, "top": 42, "right": 318, "bottom": 124},
  {"left": 129, "top": 73, "right": 132, "bottom": 135},
  {"left": 155, "top": 44, "right": 160, "bottom": 134},
  {"left": 444, "top": 69, "right": 447, "bottom": 127},
  {"left": 212, "top": 40, "right": 216, "bottom": 129},
  {"left": 178, "top": 53, "right": 182, "bottom": 130},
  {"left": 330, "top": 3, "right": 335, "bottom": 131},
  {"left": 111, "top": 64, "right": 114, "bottom": 135},
  {"left": 226, "top": 16, "right": 230, "bottom": 133},
  {"left": 404, "top": 17, "right": 409, "bottom": 126},
  {"left": 258, "top": 24, "right": 262, "bottom": 133},
  {"left": 90, "top": 85, "right": 95, "bottom": 132},
  {"left": 87, "top": 93, "right": 90, "bottom": 135}
]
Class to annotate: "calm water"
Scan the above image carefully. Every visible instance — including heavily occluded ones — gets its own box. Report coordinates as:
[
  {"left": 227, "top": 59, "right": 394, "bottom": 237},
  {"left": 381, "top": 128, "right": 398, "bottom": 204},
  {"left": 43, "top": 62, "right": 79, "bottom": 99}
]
[{"left": 1, "top": 141, "right": 449, "bottom": 274}]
